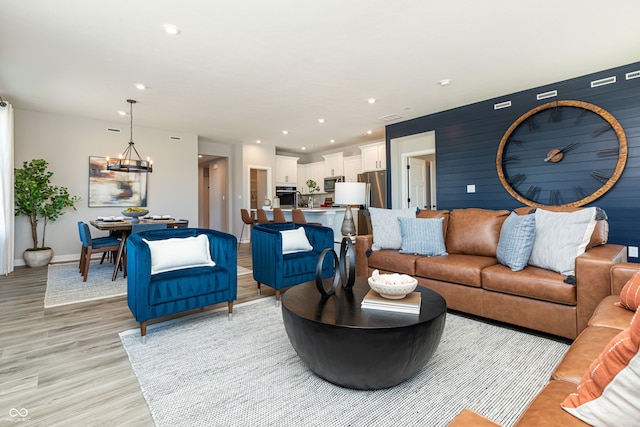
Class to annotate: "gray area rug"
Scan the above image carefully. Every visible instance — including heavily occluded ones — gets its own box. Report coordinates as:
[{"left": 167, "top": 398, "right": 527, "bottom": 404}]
[
  {"left": 45, "top": 262, "right": 253, "bottom": 308},
  {"left": 120, "top": 298, "right": 569, "bottom": 427}
]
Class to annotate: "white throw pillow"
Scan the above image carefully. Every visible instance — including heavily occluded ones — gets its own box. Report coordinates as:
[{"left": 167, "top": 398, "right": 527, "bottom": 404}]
[
  {"left": 528, "top": 208, "right": 597, "bottom": 276},
  {"left": 369, "top": 207, "right": 417, "bottom": 251},
  {"left": 144, "top": 234, "right": 216, "bottom": 275},
  {"left": 281, "top": 227, "right": 313, "bottom": 254}
]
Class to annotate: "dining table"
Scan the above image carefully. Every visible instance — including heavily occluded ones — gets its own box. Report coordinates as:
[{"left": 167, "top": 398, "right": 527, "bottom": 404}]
[{"left": 89, "top": 218, "right": 189, "bottom": 281}]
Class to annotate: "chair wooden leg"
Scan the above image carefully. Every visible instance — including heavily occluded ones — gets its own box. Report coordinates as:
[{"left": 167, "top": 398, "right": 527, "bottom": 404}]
[
  {"left": 82, "top": 248, "right": 91, "bottom": 282},
  {"left": 228, "top": 301, "right": 233, "bottom": 320},
  {"left": 257, "top": 282, "right": 261, "bottom": 295},
  {"left": 140, "top": 321, "right": 147, "bottom": 343},
  {"left": 275, "top": 290, "right": 281, "bottom": 307},
  {"left": 100, "top": 252, "right": 107, "bottom": 264}
]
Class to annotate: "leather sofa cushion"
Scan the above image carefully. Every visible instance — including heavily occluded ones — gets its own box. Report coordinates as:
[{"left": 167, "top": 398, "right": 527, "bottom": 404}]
[
  {"left": 588, "top": 295, "right": 634, "bottom": 330},
  {"left": 149, "top": 265, "right": 230, "bottom": 305},
  {"left": 551, "top": 326, "right": 621, "bottom": 384},
  {"left": 445, "top": 208, "right": 509, "bottom": 257},
  {"left": 416, "top": 254, "right": 497, "bottom": 288},
  {"left": 513, "top": 380, "right": 587, "bottom": 427},
  {"left": 416, "top": 209, "right": 449, "bottom": 237},
  {"left": 482, "top": 264, "right": 576, "bottom": 305},
  {"left": 513, "top": 206, "right": 608, "bottom": 250},
  {"left": 367, "top": 250, "right": 419, "bottom": 275}
]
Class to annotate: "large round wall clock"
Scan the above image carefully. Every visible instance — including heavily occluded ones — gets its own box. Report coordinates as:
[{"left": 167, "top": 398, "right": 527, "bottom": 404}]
[{"left": 496, "top": 100, "right": 627, "bottom": 208}]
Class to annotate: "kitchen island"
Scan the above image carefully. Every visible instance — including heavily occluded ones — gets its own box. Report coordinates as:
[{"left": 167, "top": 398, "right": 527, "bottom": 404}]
[{"left": 249, "top": 207, "right": 359, "bottom": 247}]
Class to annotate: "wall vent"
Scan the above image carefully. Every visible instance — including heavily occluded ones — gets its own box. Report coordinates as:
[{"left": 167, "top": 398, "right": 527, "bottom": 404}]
[
  {"left": 590, "top": 76, "right": 616, "bottom": 88},
  {"left": 107, "top": 128, "right": 121, "bottom": 132},
  {"left": 626, "top": 70, "right": 640, "bottom": 80},
  {"left": 378, "top": 113, "right": 403, "bottom": 122},
  {"left": 170, "top": 136, "right": 181, "bottom": 140},
  {"left": 494, "top": 101, "right": 511, "bottom": 110},
  {"left": 536, "top": 90, "right": 557, "bottom": 100}
]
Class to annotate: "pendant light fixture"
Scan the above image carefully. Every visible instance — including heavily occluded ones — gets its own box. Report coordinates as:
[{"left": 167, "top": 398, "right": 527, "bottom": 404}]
[{"left": 107, "top": 99, "right": 153, "bottom": 173}]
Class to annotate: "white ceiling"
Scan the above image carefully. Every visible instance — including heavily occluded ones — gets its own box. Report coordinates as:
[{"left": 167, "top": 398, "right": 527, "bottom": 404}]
[{"left": 2, "top": 1, "right": 639, "bottom": 155}]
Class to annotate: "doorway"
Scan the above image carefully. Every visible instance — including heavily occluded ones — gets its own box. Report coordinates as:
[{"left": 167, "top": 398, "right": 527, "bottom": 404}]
[
  {"left": 198, "top": 156, "right": 229, "bottom": 231},
  {"left": 402, "top": 151, "right": 436, "bottom": 210}
]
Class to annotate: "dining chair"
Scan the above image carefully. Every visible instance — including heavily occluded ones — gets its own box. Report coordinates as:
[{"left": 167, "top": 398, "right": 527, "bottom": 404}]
[
  {"left": 272, "top": 208, "right": 288, "bottom": 223},
  {"left": 256, "top": 208, "right": 273, "bottom": 224},
  {"left": 78, "top": 222, "right": 122, "bottom": 282},
  {"left": 240, "top": 209, "right": 257, "bottom": 247},
  {"left": 291, "top": 209, "right": 322, "bottom": 226},
  {"left": 131, "top": 222, "right": 168, "bottom": 234},
  {"left": 77, "top": 221, "right": 120, "bottom": 273}
]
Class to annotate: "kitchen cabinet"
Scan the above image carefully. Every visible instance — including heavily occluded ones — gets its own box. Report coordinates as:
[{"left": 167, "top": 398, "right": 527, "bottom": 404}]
[
  {"left": 303, "top": 161, "right": 324, "bottom": 192},
  {"left": 343, "top": 155, "right": 362, "bottom": 182},
  {"left": 359, "top": 142, "right": 386, "bottom": 172},
  {"left": 323, "top": 152, "right": 344, "bottom": 177},
  {"left": 275, "top": 155, "right": 299, "bottom": 185},
  {"left": 297, "top": 164, "right": 306, "bottom": 193}
]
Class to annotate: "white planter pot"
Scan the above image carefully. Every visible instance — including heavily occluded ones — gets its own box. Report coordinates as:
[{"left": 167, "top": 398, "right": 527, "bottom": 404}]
[{"left": 23, "top": 248, "right": 54, "bottom": 267}]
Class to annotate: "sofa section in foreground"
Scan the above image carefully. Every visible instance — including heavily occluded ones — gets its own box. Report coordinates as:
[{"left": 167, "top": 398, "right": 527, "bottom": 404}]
[
  {"left": 356, "top": 207, "right": 626, "bottom": 339},
  {"left": 448, "top": 263, "right": 639, "bottom": 426}
]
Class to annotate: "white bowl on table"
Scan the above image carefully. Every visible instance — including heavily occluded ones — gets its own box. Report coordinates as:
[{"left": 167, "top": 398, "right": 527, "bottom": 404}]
[{"left": 368, "top": 269, "right": 418, "bottom": 299}]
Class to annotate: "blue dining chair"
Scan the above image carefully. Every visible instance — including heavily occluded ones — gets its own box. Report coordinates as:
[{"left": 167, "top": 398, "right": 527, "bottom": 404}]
[{"left": 77, "top": 222, "right": 122, "bottom": 282}]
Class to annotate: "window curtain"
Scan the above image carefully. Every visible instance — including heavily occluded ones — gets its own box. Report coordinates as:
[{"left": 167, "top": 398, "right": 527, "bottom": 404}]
[{"left": 0, "top": 101, "right": 14, "bottom": 275}]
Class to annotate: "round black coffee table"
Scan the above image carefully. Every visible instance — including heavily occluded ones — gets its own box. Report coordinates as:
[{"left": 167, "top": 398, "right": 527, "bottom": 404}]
[{"left": 281, "top": 277, "right": 446, "bottom": 390}]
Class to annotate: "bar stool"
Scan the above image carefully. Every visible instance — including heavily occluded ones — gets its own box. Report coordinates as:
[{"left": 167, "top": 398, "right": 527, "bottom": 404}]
[
  {"left": 292, "top": 209, "right": 322, "bottom": 226},
  {"left": 256, "top": 208, "right": 273, "bottom": 224},
  {"left": 240, "top": 209, "right": 258, "bottom": 246},
  {"left": 272, "top": 208, "right": 289, "bottom": 223}
]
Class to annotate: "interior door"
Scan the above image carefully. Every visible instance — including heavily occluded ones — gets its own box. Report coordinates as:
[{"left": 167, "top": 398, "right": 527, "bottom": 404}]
[{"left": 408, "top": 157, "right": 429, "bottom": 209}]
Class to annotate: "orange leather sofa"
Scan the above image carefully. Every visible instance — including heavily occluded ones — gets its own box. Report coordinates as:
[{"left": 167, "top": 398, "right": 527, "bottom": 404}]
[{"left": 355, "top": 207, "right": 627, "bottom": 340}]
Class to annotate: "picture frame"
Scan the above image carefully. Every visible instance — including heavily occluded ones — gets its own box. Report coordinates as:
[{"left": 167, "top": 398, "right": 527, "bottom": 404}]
[{"left": 88, "top": 156, "right": 148, "bottom": 207}]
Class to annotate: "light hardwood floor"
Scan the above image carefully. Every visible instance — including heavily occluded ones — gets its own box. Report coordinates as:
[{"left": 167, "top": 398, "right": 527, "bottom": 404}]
[{"left": 0, "top": 243, "right": 269, "bottom": 426}]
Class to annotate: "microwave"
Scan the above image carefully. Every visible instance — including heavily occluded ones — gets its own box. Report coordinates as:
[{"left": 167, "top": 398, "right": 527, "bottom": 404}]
[{"left": 323, "top": 176, "right": 344, "bottom": 192}]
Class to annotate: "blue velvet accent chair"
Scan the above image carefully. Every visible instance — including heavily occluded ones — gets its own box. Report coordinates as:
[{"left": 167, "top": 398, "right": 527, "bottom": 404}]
[
  {"left": 251, "top": 223, "right": 334, "bottom": 303},
  {"left": 126, "top": 228, "right": 237, "bottom": 339}
]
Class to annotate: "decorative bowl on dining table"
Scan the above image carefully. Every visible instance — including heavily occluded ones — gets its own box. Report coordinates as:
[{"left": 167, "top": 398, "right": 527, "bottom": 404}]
[
  {"left": 368, "top": 269, "right": 418, "bottom": 299},
  {"left": 121, "top": 208, "right": 149, "bottom": 223}
]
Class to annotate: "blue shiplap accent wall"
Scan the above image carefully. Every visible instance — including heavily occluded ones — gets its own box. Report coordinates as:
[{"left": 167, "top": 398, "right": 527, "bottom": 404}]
[{"left": 386, "top": 61, "right": 640, "bottom": 254}]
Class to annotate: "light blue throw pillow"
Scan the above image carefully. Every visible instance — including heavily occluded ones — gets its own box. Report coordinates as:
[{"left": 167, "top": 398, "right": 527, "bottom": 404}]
[
  {"left": 369, "top": 207, "right": 417, "bottom": 251},
  {"left": 398, "top": 217, "right": 448, "bottom": 256},
  {"left": 496, "top": 212, "right": 536, "bottom": 271}
]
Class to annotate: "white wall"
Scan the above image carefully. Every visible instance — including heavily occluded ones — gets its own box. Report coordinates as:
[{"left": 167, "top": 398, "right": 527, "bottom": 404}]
[{"left": 13, "top": 109, "right": 199, "bottom": 264}]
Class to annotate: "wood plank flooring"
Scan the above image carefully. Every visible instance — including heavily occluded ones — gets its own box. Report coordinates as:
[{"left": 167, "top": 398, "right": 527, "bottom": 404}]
[{"left": 0, "top": 244, "right": 269, "bottom": 426}]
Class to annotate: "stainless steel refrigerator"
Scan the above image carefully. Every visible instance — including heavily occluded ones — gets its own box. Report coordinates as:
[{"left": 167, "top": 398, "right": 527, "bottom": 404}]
[{"left": 357, "top": 170, "right": 386, "bottom": 235}]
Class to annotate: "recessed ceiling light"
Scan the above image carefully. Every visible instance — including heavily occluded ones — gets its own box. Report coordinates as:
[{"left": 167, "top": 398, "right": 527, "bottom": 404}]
[
  {"left": 301, "top": 147, "right": 306, "bottom": 150},
  {"left": 256, "top": 140, "right": 261, "bottom": 144},
  {"left": 438, "top": 79, "right": 451, "bottom": 86},
  {"left": 318, "top": 118, "right": 325, "bottom": 124},
  {"left": 134, "top": 83, "right": 147, "bottom": 90},
  {"left": 368, "top": 98, "right": 376, "bottom": 104},
  {"left": 282, "top": 130, "right": 288, "bottom": 135},
  {"left": 118, "top": 110, "right": 127, "bottom": 116},
  {"left": 366, "top": 130, "right": 373, "bottom": 135},
  {"left": 198, "top": 155, "right": 203, "bottom": 158},
  {"left": 163, "top": 24, "right": 180, "bottom": 35},
  {"left": 330, "top": 139, "right": 335, "bottom": 144}
]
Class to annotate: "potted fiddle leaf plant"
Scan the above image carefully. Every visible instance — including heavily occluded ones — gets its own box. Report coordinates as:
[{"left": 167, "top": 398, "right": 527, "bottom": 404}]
[{"left": 14, "top": 159, "right": 81, "bottom": 267}]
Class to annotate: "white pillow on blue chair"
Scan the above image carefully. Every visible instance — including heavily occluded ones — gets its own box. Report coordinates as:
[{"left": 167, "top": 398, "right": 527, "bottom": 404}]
[
  {"left": 144, "top": 234, "right": 216, "bottom": 275},
  {"left": 280, "top": 227, "right": 314, "bottom": 255}
]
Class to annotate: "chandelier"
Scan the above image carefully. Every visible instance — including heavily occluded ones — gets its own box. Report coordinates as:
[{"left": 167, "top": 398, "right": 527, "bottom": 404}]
[{"left": 107, "top": 99, "right": 153, "bottom": 173}]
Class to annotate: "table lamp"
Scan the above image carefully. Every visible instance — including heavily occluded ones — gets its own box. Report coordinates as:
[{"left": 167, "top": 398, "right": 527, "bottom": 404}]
[{"left": 334, "top": 182, "right": 366, "bottom": 236}]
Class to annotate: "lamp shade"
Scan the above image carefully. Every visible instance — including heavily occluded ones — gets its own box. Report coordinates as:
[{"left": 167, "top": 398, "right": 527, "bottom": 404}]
[{"left": 334, "top": 182, "right": 366, "bottom": 205}]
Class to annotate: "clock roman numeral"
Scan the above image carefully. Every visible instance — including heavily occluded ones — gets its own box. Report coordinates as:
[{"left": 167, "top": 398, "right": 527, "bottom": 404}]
[
  {"left": 524, "top": 185, "right": 540, "bottom": 201},
  {"left": 573, "top": 186, "right": 588, "bottom": 200},
  {"left": 591, "top": 124, "right": 612, "bottom": 138},
  {"left": 591, "top": 171, "right": 611, "bottom": 184},
  {"left": 509, "top": 137, "right": 524, "bottom": 146},
  {"left": 549, "top": 190, "right": 562, "bottom": 205},
  {"left": 507, "top": 173, "right": 526, "bottom": 187},
  {"left": 597, "top": 148, "right": 619, "bottom": 158},
  {"left": 574, "top": 109, "right": 588, "bottom": 125},
  {"left": 525, "top": 117, "right": 539, "bottom": 131},
  {"left": 502, "top": 155, "right": 519, "bottom": 164},
  {"left": 548, "top": 105, "right": 561, "bottom": 122}
]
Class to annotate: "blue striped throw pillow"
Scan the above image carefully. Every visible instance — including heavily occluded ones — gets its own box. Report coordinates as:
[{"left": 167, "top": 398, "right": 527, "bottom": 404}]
[
  {"left": 496, "top": 212, "right": 536, "bottom": 271},
  {"left": 398, "top": 217, "right": 448, "bottom": 256}
]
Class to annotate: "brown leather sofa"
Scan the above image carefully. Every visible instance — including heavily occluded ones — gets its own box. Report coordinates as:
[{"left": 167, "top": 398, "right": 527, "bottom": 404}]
[
  {"left": 355, "top": 207, "right": 627, "bottom": 340},
  {"left": 446, "top": 262, "right": 638, "bottom": 426}
]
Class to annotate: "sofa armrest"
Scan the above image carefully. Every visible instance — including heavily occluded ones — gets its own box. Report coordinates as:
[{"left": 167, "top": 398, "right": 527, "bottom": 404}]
[
  {"left": 575, "top": 244, "right": 626, "bottom": 333},
  {"left": 611, "top": 262, "right": 640, "bottom": 294},
  {"left": 447, "top": 409, "right": 502, "bottom": 427},
  {"left": 356, "top": 234, "right": 373, "bottom": 277}
]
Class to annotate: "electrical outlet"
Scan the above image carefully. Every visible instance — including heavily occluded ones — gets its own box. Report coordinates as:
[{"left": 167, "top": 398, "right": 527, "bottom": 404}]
[
  {"left": 629, "top": 246, "right": 638, "bottom": 258},
  {"left": 466, "top": 185, "right": 476, "bottom": 193}
]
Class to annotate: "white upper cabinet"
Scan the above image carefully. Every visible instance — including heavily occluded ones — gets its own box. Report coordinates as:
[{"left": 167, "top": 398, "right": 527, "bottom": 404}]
[
  {"left": 359, "top": 141, "right": 386, "bottom": 172},
  {"left": 297, "top": 164, "right": 306, "bottom": 193},
  {"left": 275, "top": 155, "right": 299, "bottom": 185},
  {"left": 323, "top": 152, "right": 344, "bottom": 177},
  {"left": 343, "top": 155, "right": 362, "bottom": 183},
  {"left": 304, "top": 161, "right": 325, "bottom": 193}
]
